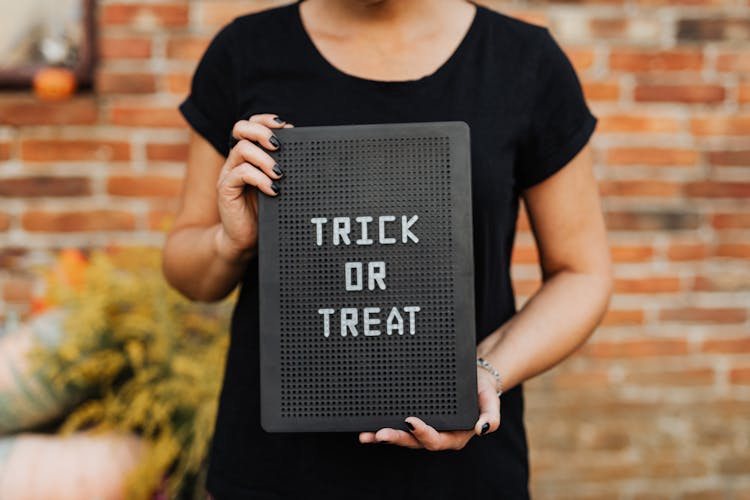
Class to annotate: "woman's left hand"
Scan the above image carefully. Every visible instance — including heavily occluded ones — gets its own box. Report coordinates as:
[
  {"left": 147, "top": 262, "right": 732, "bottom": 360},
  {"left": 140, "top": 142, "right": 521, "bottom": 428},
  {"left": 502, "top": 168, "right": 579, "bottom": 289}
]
[{"left": 358, "top": 368, "right": 501, "bottom": 450}]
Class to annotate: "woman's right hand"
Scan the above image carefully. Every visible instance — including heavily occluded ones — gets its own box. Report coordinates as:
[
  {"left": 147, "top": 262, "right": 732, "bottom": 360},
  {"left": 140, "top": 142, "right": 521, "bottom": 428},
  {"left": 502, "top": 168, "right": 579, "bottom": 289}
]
[{"left": 214, "top": 113, "right": 292, "bottom": 263}]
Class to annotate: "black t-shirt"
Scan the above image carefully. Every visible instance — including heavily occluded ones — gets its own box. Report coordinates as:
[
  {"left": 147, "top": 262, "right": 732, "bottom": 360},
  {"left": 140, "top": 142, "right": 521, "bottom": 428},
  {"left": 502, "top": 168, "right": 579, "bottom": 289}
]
[{"left": 179, "top": 1, "right": 597, "bottom": 498}]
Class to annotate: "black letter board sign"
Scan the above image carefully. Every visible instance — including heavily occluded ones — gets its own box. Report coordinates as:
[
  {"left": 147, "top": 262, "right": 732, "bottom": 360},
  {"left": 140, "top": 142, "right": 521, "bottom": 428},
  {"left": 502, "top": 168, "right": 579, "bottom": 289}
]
[{"left": 259, "top": 121, "right": 477, "bottom": 432}]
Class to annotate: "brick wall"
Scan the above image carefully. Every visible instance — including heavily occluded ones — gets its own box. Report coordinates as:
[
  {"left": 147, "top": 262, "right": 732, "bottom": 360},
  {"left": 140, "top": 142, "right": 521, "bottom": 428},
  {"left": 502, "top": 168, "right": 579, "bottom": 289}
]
[{"left": 0, "top": 0, "right": 748, "bottom": 497}]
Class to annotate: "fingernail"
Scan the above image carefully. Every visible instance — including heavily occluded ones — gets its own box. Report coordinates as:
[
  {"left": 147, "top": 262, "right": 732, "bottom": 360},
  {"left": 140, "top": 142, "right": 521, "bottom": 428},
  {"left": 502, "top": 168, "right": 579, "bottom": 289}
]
[
  {"left": 269, "top": 135, "right": 280, "bottom": 148},
  {"left": 272, "top": 163, "right": 284, "bottom": 177},
  {"left": 271, "top": 183, "right": 280, "bottom": 194},
  {"left": 273, "top": 116, "right": 285, "bottom": 124},
  {"left": 481, "top": 423, "right": 490, "bottom": 435},
  {"left": 405, "top": 421, "right": 414, "bottom": 431}
]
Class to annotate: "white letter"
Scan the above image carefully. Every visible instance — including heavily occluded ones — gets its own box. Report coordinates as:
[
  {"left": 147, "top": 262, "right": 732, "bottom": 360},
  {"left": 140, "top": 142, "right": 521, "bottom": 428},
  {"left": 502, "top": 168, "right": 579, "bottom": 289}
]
[
  {"left": 341, "top": 308, "right": 358, "bottom": 337},
  {"left": 355, "top": 216, "right": 374, "bottom": 245},
  {"left": 363, "top": 307, "right": 381, "bottom": 336},
  {"left": 379, "top": 215, "right": 396, "bottom": 244},
  {"left": 386, "top": 307, "right": 404, "bottom": 335},
  {"left": 333, "top": 217, "right": 351, "bottom": 245},
  {"left": 345, "top": 262, "right": 363, "bottom": 291},
  {"left": 403, "top": 306, "right": 420, "bottom": 335},
  {"left": 318, "top": 308, "right": 334, "bottom": 337},
  {"left": 311, "top": 217, "right": 327, "bottom": 246},
  {"left": 368, "top": 261, "right": 387, "bottom": 291},
  {"left": 402, "top": 215, "right": 419, "bottom": 243}
]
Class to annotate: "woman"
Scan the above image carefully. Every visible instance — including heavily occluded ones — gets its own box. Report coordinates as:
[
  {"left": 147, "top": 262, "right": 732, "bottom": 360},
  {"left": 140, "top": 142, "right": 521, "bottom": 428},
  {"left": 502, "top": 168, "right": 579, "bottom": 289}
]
[{"left": 163, "top": 0, "right": 613, "bottom": 498}]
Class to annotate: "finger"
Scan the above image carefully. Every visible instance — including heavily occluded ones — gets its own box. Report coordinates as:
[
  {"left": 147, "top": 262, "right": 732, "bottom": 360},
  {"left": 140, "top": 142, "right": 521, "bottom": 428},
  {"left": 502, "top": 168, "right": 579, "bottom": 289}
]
[
  {"left": 404, "top": 417, "right": 463, "bottom": 451},
  {"left": 248, "top": 113, "right": 289, "bottom": 129},
  {"left": 359, "top": 432, "right": 377, "bottom": 444},
  {"left": 220, "top": 162, "right": 279, "bottom": 197},
  {"left": 228, "top": 140, "right": 283, "bottom": 180},
  {"left": 475, "top": 385, "right": 501, "bottom": 436},
  {"left": 374, "top": 428, "right": 423, "bottom": 449},
  {"left": 231, "top": 120, "right": 282, "bottom": 151}
]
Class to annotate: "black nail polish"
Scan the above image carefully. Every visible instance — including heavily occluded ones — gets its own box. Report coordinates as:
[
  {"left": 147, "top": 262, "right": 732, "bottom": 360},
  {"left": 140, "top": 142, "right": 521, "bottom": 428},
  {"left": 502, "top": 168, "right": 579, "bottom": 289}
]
[
  {"left": 271, "top": 183, "right": 280, "bottom": 194},
  {"left": 405, "top": 421, "right": 414, "bottom": 431},
  {"left": 273, "top": 116, "right": 285, "bottom": 124},
  {"left": 481, "top": 423, "right": 490, "bottom": 435},
  {"left": 269, "top": 135, "right": 280, "bottom": 148},
  {"left": 272, "top": 164, "right": 284, "bottom": 177}
]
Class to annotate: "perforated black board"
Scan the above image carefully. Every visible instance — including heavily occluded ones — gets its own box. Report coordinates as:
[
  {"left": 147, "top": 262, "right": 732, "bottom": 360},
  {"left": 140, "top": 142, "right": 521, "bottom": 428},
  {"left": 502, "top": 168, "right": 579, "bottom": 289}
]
[{"left": 259, "top": 121, "right": 477, "bottom": 432}]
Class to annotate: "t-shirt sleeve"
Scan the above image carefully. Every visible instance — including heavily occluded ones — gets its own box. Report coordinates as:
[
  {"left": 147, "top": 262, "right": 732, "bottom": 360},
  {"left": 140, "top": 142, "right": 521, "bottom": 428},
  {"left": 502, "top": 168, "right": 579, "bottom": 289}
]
[
  {"left": 514, "top": 28, "right": 598, "bottom": 190},
  {"left": 179, "top": 21, "right": 238, "bottom": 158}
]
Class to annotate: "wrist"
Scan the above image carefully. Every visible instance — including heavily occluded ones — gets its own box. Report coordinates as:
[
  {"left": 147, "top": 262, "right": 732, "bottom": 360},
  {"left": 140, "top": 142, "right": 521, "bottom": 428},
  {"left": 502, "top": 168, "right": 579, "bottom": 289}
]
[
  {"left": 476, "top": 357, "right": 503, "bottom": 397},
  {"left": 213, "top": 225, "right": 254, "bottom": 265}
]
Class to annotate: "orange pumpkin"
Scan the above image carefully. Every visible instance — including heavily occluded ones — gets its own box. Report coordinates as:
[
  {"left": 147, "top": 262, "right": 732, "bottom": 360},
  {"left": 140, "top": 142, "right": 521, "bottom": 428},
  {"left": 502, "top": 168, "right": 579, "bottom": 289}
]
[{"left": 33, "top": 67, "right": 77, "bottom": 101}]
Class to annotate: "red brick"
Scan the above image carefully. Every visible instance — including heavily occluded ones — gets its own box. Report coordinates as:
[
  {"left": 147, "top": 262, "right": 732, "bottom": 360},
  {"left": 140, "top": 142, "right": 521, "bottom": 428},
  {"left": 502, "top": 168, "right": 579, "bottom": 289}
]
[
  {"left": 597, "top": 114, "right": 681, "bottom": 133},
  {"left": 659, "top": 307, "right": 747, "bottom": 324},
  {"left": 692, "top": 275, "right": 750, "bottom": 292},
  {"left": 634, "top": 84, "right": 725, "bottom": 103},
  {"left": 101, "top": 3, "right": 189, "bottom": 28},
  {"left": 678, "top": 18, "right": 750, "bottom": 42},
  {"left": 99, "top": 36, "right": 152, "bottom": 60},
  {"left": 691, "top": 115, "right": 750, "bottom": 136},
  {"left": 109, "top": 106, "right": 184, "bottom": 127},
  {"left": 584, "top": 339, "right": 689, "bottom": 358},
  {"left": 0, "top": 213, "right": 10, "bottom": 231},
  {"left": 639, "top": 0, "right": 728, "bottom": 5},
  {"left": 716, "top": 51, "right": 750, "bottom": 73},
  {"left": 146, "top": 143, "right": 189, "bottom": 162},
  {"left": 716, "top": 243, "right": 750, "bottom": 258},
  {"left": 0, "top": 141, "right": 12, "bottom": 161},
  {"left": 614, "top": 276, "right": 682, "bottom": 293},
  {"left": 166, "top": 36, "right": 211, "bottom": 60},
  {"left": 702, "top": 338, "right": 750, "bottom": 354},
  {"left": 609, "top": 49, "right": 704, "bottom": 72},
  {"left": 107, "top": 175, "right": 183, "bottom": 197},
  {"left": 711, "top": 212, "right": 750, "bottom": 229},
  {"left": 0, "top": 97, "right": 97, "bottom": 126},
  {"left": 21, "top": 140, "right": 130, "bottom": 162},
  {"left": 511, "top": 244, "right": 539, "bottom": 264},
  {"left": 606, "top": 147, "right": 698, "bottom": 166},
  {"left": 626, "top": 367, "right": 715, "bottom": 386},
  {"left": 565, "top": 48, "right": 596, "bottom": 72},
  {"left": 0, "top": 177, "right": 90, "bottom": 197},
  {"left": 667, "top": 243, "right": 709, "bottom": 261},
  {"left": 22, "top": 210, "right": 136, "bottom": 232},
  {"left": 148, "top": 209, "right": 176, "bottom": 231},
  {"left": 707, "top": 149, "right": 750, "bottom": 166},
  {"left": 599, "top": 180, "right": 679, "bottom": 197},
  {"left": 611, "top": 244, "right": 654, "bottom": 262},
  {"left": 601, "top": 309, "right": 645, "bottom": 325},
  {"left": 729, "top": 368, "right": 750, "bottom": 385},
  {"left": 606, "top": 210, "right": 701, "bottom": 231},
  {"left": 553, "top": 370, "right": 611, "bottom": 390},
  {"left": 684, "top": 181, "right": 750, "bottom": 198},
  {"left": 512, "top": 278, "right": 542, "bottom": 296},
  {"left": 97, "top": 71, "right": 157, "bottom": 94},
  {"left": 164, "top": 72, "right": 192, "bottom": 95},
  {"left": 582, "top": 80, "right": 620, "bottom": 101},
  {"left": 2, "top": 277, "right": 34, "bottom": 303},
  {"left": 589, "top": 18, "right": 626, "bottom": 38},
  {"left": 739, "top": 83, "right": 750, "bottom": 103}
]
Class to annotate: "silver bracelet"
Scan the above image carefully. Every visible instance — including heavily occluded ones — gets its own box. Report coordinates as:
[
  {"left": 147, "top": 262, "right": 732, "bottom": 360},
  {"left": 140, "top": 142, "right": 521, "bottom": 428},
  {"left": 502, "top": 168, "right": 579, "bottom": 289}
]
[{"left": 476, "top": 357, "right": 503, "bottom": 397}]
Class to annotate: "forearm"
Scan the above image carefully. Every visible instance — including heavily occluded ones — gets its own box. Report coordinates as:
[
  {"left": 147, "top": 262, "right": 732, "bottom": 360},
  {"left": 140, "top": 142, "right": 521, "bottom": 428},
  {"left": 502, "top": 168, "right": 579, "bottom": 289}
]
[
  {"left": 476, "top": 269, "right": 612, "bottom": 391},
  {"left": 162, "top": 223, "right": 254, "bottom": 302}
]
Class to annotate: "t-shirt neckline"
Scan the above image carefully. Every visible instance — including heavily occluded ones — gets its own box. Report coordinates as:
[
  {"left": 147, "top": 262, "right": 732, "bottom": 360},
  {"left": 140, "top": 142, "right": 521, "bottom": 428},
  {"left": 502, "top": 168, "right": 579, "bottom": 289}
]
[{"left": 292, "top": 0, "right": 482, "bottom": 87}]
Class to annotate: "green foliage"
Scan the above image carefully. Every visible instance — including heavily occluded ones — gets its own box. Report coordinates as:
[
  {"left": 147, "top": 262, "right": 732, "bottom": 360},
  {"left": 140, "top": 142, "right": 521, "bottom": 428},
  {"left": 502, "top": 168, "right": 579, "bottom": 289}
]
[{"left": 32, "top": 248, "right": 233, "bottom": 499}]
